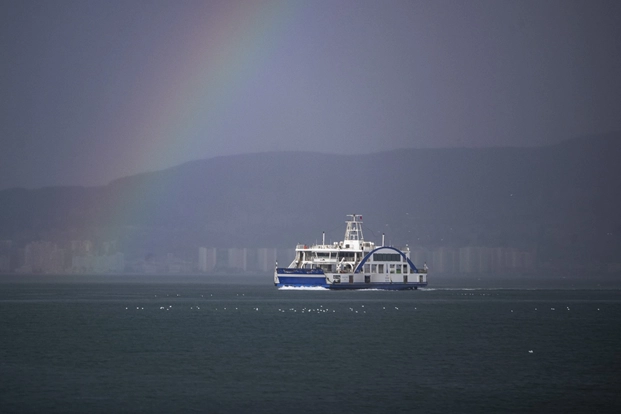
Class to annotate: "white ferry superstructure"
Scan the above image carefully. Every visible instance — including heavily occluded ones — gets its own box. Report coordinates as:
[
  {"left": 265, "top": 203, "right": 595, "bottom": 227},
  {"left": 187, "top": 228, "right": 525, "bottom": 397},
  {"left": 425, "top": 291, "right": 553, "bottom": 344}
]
[{"left": 274, "top": 215, "right": 428, "bottom": 290}]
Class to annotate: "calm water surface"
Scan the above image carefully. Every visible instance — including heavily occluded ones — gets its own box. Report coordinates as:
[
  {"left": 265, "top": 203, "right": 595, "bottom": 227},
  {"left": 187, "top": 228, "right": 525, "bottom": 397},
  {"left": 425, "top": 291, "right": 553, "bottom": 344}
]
[{"left": 1, "top": 275, "right": 620, "bottom": 413}]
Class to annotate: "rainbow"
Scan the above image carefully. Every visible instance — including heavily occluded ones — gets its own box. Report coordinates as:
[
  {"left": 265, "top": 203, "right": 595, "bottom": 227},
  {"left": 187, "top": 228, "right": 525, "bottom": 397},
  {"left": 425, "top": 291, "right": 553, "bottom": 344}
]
[
  {"left": 120, "top": 1, "right": 301, "bottom": 175},
  {"left": 106, "top": 2, "right": 303, "bottom": 226}
]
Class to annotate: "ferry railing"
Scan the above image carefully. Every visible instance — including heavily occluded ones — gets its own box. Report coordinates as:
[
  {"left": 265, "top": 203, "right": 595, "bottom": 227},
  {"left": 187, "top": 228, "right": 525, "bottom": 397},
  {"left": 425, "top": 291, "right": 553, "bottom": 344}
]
[{"left": 296, "top": 244, "right": 337, "bottom": 250}]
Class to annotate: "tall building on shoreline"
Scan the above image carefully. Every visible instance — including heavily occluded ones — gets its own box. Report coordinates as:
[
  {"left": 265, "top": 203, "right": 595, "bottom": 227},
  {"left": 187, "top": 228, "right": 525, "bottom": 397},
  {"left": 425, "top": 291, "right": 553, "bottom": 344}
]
[
  {"left": 198, "top": 247, "right": 217, "bottom": 272},
  {"left": 18, "top": 241, "right": 65, "bottom": 274}
]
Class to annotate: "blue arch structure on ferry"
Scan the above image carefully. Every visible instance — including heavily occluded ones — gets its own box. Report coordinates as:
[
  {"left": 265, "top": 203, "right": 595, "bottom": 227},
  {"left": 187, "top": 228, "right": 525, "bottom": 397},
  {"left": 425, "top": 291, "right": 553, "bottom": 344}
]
[{"left": 354, "top": 246, "right": 419, "bottom": 273}]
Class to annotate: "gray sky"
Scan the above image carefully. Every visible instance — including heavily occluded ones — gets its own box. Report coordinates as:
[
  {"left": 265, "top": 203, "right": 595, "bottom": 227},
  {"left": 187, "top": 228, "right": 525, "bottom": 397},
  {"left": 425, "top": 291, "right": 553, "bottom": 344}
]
[{"left": 1, "top": 0, "right": 620, "bottom": 189}]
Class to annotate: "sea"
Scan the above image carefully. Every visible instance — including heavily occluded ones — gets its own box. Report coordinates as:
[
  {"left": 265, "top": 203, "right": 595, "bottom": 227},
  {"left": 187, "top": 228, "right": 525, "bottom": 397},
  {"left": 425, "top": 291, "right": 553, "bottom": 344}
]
[{"left": 1, "top": 274, "right": 620, "bottom": 413}]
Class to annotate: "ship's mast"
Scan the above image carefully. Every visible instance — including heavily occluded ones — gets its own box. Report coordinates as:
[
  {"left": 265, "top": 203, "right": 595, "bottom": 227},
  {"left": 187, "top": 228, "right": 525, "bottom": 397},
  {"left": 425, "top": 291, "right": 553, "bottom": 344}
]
[{"left": 344, "top": 214, "right": 364, "bottom": 242}]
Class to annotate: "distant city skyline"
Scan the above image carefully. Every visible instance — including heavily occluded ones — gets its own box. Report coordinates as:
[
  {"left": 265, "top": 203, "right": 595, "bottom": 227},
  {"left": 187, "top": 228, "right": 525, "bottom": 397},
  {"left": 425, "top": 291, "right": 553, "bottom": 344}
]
[
  {"left": 2, "top": 0, "right": 621, "bottom": 189},
  {"left": 2, "top": 240, "right": 540, "bottom": 276}
]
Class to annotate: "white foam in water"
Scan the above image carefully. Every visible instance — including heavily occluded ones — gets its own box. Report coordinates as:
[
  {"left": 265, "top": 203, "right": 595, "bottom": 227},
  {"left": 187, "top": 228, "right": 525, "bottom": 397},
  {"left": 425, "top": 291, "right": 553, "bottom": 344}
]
[
  {"left": 421, "top": 288, "right": 505, "bottom": 291},
  {"left": 278, "top": 286, "right": 328, "bottom": 291},
  {"left": 350, "top": 288, "right": 384, "bottom": 291}
]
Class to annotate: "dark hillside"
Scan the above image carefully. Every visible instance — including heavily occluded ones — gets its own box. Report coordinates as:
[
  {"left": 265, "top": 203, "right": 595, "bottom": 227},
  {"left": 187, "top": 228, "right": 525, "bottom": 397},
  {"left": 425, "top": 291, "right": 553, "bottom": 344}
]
[{"left": 1, "top": 133, "right": 619, "bottom": 264}]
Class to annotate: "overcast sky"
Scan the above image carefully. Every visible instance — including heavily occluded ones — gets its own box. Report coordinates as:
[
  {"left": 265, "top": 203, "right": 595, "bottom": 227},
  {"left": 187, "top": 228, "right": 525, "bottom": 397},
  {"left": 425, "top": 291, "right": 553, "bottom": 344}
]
[{"left": 1, "top": 0, "right": 620, "bottom": 189}]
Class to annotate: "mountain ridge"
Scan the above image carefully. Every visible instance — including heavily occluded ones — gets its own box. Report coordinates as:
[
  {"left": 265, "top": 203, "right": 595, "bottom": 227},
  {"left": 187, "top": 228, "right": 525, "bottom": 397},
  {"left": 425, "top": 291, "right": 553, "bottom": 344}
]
[{"left": 1, "top": 133, "right": 620, "bottom": 265}]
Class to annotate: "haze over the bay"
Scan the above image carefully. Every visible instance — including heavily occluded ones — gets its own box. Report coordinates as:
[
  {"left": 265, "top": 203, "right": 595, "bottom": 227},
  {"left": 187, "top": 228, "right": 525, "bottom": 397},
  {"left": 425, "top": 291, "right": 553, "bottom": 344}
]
[{"left": 2, "top": 0, "right": 621, "bottom": 189}]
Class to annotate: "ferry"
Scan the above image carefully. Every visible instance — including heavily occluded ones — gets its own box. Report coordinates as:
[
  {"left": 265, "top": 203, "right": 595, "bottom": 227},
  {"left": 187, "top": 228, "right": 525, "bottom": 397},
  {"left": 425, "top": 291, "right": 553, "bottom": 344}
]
[{"left": 274, "top": 215, "right": 428, "bottom": 290}]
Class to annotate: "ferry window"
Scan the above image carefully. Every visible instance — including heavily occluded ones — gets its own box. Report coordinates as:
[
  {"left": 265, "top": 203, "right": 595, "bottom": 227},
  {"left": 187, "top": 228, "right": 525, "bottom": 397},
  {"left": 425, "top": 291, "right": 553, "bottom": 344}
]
[
  {"left": 378, "top": 264, "right": 384, "bottom": 273},
  {"left": 396, "top": 264, "right": 402, "bottom": 273},
  {"left": 371, "top": 264, "right": 377, "bottom": 273},
  {"left": 403, "top": 265, "right": 408, "bottom": 273},
  {"left": 365, "top": 275, "right": 370, "bottom": 283},
  {"left": 373, "top": 253, "right": 401, "bottom": 261},
  {"left": 364, "top": 264, "right": 370, "bottom": 273}
]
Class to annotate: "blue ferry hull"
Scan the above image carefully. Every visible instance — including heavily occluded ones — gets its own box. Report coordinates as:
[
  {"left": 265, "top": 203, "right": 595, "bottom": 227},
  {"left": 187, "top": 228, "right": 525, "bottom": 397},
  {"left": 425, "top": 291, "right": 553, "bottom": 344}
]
[
  {"left": 328, "top": 282, "right": 426, "bottom": 290},
  {"left": 276, "top": 275, "right": 329, "bottom": 288},
  {"left": 275, "top": 269, "right": 427, "bottom": 290}
]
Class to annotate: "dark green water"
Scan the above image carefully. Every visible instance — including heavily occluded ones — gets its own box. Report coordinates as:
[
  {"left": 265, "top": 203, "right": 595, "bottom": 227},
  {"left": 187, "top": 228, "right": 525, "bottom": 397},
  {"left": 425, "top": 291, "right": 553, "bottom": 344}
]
[{"left": 1, "top": 275, "right": 620, "bottom": 413}]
